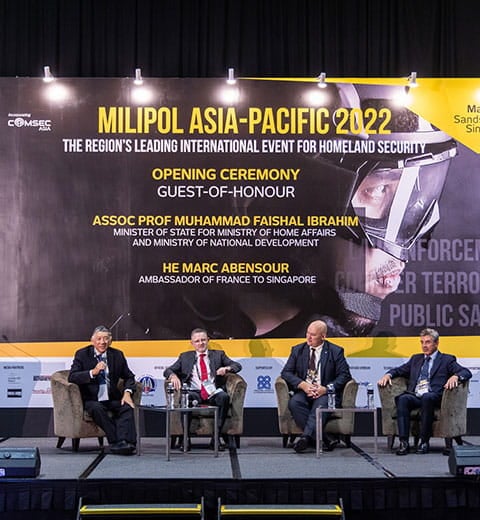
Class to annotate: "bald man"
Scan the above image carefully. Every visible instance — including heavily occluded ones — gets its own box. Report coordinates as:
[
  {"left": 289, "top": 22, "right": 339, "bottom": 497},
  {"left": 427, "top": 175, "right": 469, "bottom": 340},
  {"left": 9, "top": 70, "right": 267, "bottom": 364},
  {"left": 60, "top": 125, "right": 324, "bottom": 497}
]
[{"left": 281, "top": 320, "right": 352, "bottom": 453}]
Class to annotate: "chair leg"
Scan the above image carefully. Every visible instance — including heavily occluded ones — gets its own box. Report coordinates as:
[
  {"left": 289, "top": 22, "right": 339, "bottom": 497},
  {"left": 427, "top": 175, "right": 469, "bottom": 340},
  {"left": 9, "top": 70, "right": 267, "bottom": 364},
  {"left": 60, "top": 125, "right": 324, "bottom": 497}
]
[
  {"left": 443, "top": 437, "right": 463, "bottom": 456},
  {"left": 56, "top": 437, "right": 66, "bottom": 449},
  {"left": 72, "top": 438, "right": 80, "bottom": 451},
  {"left": 443, "top": 437, "right": 453, "bottom": 456},
  {"left": 225, "top": 435, "right": 237, "bottom": 449},
  {"left": 387, "top": 434, "right": 395, "bottom": 451}
]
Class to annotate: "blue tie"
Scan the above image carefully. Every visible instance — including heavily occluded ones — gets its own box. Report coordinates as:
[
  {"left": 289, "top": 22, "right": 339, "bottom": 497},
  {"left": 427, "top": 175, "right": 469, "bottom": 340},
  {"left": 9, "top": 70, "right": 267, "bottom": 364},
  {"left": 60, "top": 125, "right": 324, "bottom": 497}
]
[
  {"left": 96, "top": 355, "right": 106, "bottom": 385},
  {"left": 419, "top": 356, "right": 431, "bottom": 380}
]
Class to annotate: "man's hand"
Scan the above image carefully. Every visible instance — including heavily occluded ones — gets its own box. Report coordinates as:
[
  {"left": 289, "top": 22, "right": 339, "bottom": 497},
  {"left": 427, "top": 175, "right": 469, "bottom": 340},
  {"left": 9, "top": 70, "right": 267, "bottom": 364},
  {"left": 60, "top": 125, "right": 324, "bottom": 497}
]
[
  {"left": 121, "top": 391, "right": 134, "bottom": 408},
  {"left": 298, "top": 381, "right": 326, "bottom": 399},
  {"left": 93, "top": 361, "right": 106, "bottom": 376},
  {"left": 444, "top": 374, "right": 459, "bottom": 390},
  {"left": 216, "top": 366, "right": 231, "bottom": 376},
  {"left": 377, "top": 374, "right": 392, "bottom": 387},
  {"left": 168, "top": 373, "right": 181, "bottom": 390}
]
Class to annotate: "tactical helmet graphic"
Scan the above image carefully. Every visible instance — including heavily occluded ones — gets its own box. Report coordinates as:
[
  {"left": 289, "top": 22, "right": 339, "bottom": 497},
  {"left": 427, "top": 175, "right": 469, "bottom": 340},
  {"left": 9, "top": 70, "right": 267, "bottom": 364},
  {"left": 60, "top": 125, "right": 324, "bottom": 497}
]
[{"left": 325, "top": 83, "right": 457, "bottom": 261}]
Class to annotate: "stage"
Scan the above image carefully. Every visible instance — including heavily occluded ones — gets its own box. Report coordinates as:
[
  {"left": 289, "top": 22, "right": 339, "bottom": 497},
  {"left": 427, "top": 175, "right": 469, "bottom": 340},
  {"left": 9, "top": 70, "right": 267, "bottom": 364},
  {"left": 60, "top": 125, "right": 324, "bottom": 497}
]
[{"left": 1, "top": 435, "right": 480, "bottom": 519}]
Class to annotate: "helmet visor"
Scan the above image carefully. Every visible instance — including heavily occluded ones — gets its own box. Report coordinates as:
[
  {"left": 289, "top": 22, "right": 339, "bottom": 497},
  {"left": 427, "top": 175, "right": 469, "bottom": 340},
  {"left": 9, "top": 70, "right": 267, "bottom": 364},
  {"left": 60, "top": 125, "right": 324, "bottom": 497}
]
[{"left": 351, "top": 150, "right": 454, "bottom": 260}]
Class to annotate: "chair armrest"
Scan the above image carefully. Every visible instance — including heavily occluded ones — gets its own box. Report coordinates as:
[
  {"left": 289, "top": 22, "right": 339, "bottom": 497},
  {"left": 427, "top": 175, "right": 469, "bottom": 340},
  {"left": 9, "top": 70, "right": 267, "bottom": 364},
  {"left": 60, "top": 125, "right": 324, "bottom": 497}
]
[
  {"left": 341, "top": 379, "right": 359, "bottom": 408},
  {"left": 436, "top": 380, "right": 469, "bottom": 437},
  {"left": 441, "top": 380, "right": 469, "bottom": 409},
  {"left": 132, "top": 381, "right": 143, "bottom": 406},
  {"left": 50, "top": 371, "right": 86, "bottom": 434},
  {"left": 377, "top": 376, "right": 408, "bottom": 436},
  {"left": 225, "top": 373, "right": 247, "bottom": 420},
  {"left": 51, "top": 372, "right": 83, "bottom": 410},
  {"left": 378, "top": 377, "right": 408, "bottom": 412},
  {"left": 275, "top": 376, "right": 291, "bottom": 417}
]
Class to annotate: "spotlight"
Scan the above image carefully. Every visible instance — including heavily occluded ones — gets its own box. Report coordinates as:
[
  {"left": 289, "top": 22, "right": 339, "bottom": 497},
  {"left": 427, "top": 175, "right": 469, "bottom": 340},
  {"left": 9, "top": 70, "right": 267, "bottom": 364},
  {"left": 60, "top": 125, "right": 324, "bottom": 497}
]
[
  {"left": 226, "top": 68, "right": 236, "bottom": 85},
  {"left": 44, "top": 83, "right": 70, "bottom": 102},
  {"left": 134, "top": 68, "right": 143, "bottom": 86},
  {"left": 317, "top": 72, "right": 327, "bottom": 89},
  {"left": 131, "top": 86, "right": 154, "bottom": 104},
  {"left": 407, "top": 72, "right": 418, "bottom": 88},
  {"left": 43, "top": 66, "right": 54, "bottom": 83}
]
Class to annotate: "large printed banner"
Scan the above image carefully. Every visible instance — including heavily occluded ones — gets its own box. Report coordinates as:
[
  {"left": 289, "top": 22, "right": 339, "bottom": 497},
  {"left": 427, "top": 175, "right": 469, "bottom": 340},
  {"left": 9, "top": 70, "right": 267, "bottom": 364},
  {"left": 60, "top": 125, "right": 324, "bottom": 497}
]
[{"left": 0, "top": 77, "right": 479, "bottom": 408}]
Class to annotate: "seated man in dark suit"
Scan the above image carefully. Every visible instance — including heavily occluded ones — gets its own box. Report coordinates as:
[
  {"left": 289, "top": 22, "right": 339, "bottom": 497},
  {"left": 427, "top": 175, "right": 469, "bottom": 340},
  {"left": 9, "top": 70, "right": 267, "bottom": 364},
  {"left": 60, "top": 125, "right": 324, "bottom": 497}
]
[
  {"left": 68, "top": 325, "right": 138, "bottom": 455},
  {"left": 281, "top": 319, "right": 352, "bottom": 453},
  {"left": 164, "top": 327, "right": 242, "bottom": 450},
  {"left": 378, "top": 327, "right": 472, "bottom": 455}
]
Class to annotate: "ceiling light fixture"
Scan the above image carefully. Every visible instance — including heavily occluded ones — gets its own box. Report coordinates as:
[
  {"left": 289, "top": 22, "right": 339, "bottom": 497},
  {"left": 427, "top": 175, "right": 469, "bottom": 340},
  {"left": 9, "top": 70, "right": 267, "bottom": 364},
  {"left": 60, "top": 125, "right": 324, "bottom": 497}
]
[
  {"left": 226, "top": 68, "right": 236, "bottom": 85},
  {"left": 43, "top": 66, "right": 54, "bottom": 83},
  {"left": 317, "top": 72, "right": 327, "bottom": 88},
  {"left": 407, "top": 71, "right": 418, "bottom": 88},
  {"left": 134, "top": 68, "right": 143, "bottom": 86}
]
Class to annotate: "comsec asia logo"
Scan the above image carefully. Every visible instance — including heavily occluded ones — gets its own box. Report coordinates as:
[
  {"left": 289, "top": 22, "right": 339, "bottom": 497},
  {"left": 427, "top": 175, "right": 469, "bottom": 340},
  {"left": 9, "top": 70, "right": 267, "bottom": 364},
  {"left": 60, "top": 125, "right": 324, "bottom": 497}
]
[
  {"left": 139, "top": 375, "right": 156, "bottom": 396},
  {"left": 7, "top": 114, "right": 52, "bottom": 132}
]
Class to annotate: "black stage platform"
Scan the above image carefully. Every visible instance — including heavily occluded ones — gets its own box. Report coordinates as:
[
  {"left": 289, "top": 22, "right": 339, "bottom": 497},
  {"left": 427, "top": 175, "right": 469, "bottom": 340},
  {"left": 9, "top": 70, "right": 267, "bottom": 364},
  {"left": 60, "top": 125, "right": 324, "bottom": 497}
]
[{"left": 1, "top": 436, "right": 480, "bottom": 519}]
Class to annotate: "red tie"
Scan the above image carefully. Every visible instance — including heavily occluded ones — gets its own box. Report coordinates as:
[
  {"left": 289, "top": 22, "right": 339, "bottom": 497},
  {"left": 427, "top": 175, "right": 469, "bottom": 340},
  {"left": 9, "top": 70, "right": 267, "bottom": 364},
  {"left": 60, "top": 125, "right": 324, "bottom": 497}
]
[{"left": 199, "top": 353, "right": 209, "bottom": 400}]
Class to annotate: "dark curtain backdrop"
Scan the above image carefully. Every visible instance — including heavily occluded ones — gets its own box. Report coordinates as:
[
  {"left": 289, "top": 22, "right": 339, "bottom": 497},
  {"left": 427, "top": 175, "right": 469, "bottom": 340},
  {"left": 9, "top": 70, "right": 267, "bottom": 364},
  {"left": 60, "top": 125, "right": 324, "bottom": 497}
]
[{"left": 0, "top": 0, "right": 479, "bottom": 79}]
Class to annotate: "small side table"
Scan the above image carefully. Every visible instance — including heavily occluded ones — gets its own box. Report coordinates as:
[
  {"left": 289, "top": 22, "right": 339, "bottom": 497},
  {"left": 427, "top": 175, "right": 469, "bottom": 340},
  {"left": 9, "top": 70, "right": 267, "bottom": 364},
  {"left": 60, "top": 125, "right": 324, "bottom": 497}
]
[
  {"left": 315, "top": 407, "right": 378, "bottom": 458},
  {"left": 137, "top": 405, "right": 219, "bottom": 460}
]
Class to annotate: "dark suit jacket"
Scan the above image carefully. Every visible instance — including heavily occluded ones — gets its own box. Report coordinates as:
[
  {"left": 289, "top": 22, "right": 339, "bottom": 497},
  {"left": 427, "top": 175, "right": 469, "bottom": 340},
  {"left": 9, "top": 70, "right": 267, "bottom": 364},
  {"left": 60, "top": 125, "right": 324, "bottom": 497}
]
[
  {"left": 281, "top": 340, "right": 351, "bottom": 402},
  {"left": 68, "top": 345, "right": 137, "bottom": 403},
  {"left": 163, "top": 349, "right": 242, "bottom": 389},
  {"left": 388, "top": 351, "right": 472, "bottom": 397}
]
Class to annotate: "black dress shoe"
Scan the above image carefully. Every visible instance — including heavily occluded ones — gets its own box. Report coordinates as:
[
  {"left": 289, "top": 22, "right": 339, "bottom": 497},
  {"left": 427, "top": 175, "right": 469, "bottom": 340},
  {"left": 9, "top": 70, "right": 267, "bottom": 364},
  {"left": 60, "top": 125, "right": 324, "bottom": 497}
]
[
  {"left": 416, "top": 441, "right": 429, "bottom": 454},
  {"left": 110, "top": 440, "right": 127, "bottom": 451},
  {"left": 126, "top": 442, "right": 136, "bottom": 455},
  {"left": 109, "top": 442, "right": 121, "bottom": 454},
  {"left": 396, "top": 440, "right": 410, "bottom": 456},
  {"left": 110, "top": 440, "right": 135, "bottom": 455},
  {"left": 293, "top": 436, "right": 311, "bottom": 453},
  {"left": 209, "top": 438, "right": 227, "bottom": 451},
  {"left": 323, "top": 437, "right": 339, "bottom": 452}
]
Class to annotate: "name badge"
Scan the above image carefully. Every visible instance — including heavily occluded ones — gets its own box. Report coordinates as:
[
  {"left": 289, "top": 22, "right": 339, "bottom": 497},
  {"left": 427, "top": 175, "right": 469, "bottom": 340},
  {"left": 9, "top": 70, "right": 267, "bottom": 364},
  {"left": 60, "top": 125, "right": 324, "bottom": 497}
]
[
  {"left": 202, "top": 380, "right": 217, "bottom": 397},
  {"left": 98, "top": 383, "right": 109, "bottom": 401},
  {"left": 415, "top": 379, "right": 430, "bottom": 396}
]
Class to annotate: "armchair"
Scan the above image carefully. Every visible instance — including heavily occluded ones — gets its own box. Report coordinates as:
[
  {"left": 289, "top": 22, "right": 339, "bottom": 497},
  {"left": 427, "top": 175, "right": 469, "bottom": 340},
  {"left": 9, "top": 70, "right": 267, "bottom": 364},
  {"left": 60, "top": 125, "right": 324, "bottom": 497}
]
[
  {"left": 377, "top": 376, "right": 469, "bottom": 453},
  {"left": 164, "top": 372, "right": 247, "bottom": 448},
  {"left": 50, "top": 369, "right": 143, "bottom": 451},
  {"left": 275, "top": 376, "right": 359, "bottom": 448}
]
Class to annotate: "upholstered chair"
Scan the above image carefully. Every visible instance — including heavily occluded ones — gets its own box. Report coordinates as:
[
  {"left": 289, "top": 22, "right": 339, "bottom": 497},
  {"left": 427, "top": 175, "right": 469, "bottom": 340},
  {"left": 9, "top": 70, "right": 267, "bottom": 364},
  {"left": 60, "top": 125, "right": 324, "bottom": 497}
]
[
  {"left": 275, "top": 376, "right": 359, "bottom": 447},
  {"left": 50, "top": 369, "right": 143, "bottom": 451},
  {"left": 164, "top": 372, "right": 247, "bottom": 448},
  {"left": 377, "top": 376, "right": 469, "bottom": 453}
]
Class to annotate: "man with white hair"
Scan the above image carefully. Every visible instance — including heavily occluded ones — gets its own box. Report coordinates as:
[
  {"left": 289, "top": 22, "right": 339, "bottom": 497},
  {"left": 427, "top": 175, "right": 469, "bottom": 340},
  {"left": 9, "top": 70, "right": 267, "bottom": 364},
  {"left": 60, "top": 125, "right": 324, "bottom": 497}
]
[{"left": 69, "top": 325, "right": 138, "bottom": 455}]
